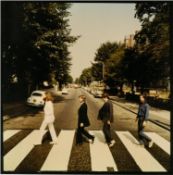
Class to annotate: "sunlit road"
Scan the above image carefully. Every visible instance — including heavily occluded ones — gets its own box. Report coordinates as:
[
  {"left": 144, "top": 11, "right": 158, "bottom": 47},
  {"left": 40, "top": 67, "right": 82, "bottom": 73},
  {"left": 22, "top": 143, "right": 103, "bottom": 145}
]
[{"left": 3, "top": 88, "right": 170, "bottom": 173}]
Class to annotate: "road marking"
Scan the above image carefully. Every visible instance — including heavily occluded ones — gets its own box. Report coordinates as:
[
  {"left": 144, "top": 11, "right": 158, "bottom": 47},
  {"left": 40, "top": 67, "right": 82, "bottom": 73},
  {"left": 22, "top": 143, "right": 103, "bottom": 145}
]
[
  {"left": 145, "top": 132, "right": 170, "bottom": 155},
  {"left": 3, "top": 130, "right": 21, "bottom": 142},
  {"left": 89, "top": 131, "right": 117, "bottom": 171},
  {"left": 116, "top": 131, "right": 166, "bottom": 172},
  {"left": 41, "top": 130, "right": 75, "bottom": 171},
  {"left": 4, "top": 130, "right": 46, "bottom": 171}
]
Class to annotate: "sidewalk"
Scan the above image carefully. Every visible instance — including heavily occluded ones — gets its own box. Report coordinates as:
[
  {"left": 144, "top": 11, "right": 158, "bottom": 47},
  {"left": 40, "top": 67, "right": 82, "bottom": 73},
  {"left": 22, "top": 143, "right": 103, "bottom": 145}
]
[
  {"left": 3, "top": 102, "right": 26, "bottom": 111},
  {"left": 2, "top": 101, "right": 27, "bottom": 120},
  {"left": 110, "top": 96, "right": 170, "bottom": 121}
]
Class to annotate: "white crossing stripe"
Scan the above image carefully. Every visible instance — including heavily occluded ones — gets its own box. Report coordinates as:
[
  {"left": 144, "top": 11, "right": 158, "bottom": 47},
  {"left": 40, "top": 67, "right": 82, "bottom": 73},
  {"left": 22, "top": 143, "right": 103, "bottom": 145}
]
[
  {"left": 116, "top": 131, "right": 166, "bottom": 172},
  {"left": 41, "top": 130, "right": 75, "bottom": 171},
  {"left": 145, "top": 132, "right": 170, "bottom": 155},
  {"left": 89, "top": 131, "right": 117, "bottom": 171},
  {"left": 3, "top": 130, "right": 21, "bottom": 142},
  {"left": 4, "top": 130, "right": 47, "bottom": 171}
]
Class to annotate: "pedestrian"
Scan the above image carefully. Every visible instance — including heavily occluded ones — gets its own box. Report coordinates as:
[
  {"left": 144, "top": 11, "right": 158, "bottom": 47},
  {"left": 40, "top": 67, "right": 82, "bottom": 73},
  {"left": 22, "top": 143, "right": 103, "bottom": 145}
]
[
  {"left": 76, "top": 95, "right": 95, "bottom": 145},
  {"left": 35, "top": 91, "right": 58, "bottom": 145},
  {"left": 98, "top": 93, "right": 115, "bottom": 147},
  {"left": 135, "top": 94, "right": 153, "bottom": 148}
]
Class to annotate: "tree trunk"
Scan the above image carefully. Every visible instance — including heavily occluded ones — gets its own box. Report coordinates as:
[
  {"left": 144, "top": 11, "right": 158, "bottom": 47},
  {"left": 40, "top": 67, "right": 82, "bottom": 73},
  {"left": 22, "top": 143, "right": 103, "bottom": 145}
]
[
  {"left": 131, "top": 82, "right": 135, "bottom": 94},
  {"left": 59, "top": 81, "right": 62, "bottom": 90}
]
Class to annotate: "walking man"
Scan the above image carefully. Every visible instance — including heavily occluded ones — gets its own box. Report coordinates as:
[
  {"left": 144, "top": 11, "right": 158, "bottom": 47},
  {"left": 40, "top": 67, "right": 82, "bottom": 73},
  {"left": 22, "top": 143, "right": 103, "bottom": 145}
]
[
  {"left": 35, "top": 92, "right": 58, "bottom": 145},
  {"left": 76, "top": 95, "right": 95, "bottom": 145},
  {"left": 135, "top": 94, "right": 153, "bottom": 148},
  {"left": 98, "top": 93, "right": 115, "bottom": 147}
]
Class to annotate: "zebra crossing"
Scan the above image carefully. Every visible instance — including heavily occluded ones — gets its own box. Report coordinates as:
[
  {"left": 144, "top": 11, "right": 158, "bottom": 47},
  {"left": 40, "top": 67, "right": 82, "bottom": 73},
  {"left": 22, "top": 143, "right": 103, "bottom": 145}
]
[{"left": 2, "top": 129, "right": 170, "bottom": 172}]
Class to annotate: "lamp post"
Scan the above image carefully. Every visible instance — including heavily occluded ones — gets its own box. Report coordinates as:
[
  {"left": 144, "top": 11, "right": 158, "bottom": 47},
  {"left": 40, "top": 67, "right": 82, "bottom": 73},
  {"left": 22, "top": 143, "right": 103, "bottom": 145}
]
[{"left": 99, "top": 61, "right": 105, "bottom": 82}]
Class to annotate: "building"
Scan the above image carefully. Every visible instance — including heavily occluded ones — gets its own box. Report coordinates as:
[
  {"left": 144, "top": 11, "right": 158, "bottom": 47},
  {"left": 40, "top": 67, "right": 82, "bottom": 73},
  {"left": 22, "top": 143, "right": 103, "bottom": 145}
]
[{"left": 124, "top": 34, "right": 135, "bottom": 48}]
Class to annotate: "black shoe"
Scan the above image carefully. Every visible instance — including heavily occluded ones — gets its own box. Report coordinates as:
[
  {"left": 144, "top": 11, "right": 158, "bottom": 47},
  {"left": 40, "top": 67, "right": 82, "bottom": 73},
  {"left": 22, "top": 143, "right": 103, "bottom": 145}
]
[{"left": 89, "top": 137, "right": 95, "bottom": 144}]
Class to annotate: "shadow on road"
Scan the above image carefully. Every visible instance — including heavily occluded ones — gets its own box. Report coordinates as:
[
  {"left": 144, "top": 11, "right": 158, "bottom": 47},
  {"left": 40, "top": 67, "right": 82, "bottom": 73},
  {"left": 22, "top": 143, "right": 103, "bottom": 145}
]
[
  {"left": 123, "top": 132, "right": 138, "bottom": 145},
  {"left": 93, "top": 131, "right": 105, "bottom": 143}
]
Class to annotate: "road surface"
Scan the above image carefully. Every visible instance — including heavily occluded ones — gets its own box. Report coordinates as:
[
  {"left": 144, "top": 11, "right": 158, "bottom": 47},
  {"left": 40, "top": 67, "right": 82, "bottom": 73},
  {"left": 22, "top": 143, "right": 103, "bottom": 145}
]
[{"left": 2, "top": 88, "right": 170, "bottom": 173}]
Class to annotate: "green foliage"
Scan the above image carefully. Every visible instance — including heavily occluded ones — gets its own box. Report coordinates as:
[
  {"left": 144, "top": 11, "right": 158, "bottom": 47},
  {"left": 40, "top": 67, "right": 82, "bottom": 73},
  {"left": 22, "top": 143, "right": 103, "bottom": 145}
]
[
  {"left": 95, "top": 42, "right": 119, "bottom": 62},
  {"left": 78, "top": 2, "right": 169, "bottom": 93},
  {"left": 92, "top": 42, "right": 120, "bottom": 81},
  {"left": 134, "top": 2, "right": 170, "bottom": 84},
  {"left": 104, "top": 45, "right": 125, "bottom": 87},
  {"left": 2, "top": 2, "right": 78, "bottom": 100},
  {"left": 79, "top": 67, "right": 92, "bottom": 85},
  {"left": 91, "top": 62, "right": 102, "bottom": 81}
]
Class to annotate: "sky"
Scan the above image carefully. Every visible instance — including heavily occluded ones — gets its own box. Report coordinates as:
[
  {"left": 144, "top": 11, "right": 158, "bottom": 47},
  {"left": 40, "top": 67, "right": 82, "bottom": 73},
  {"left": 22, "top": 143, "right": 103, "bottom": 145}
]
[{"left": 68, "top": 3, "right": 141, "bottom": 80}]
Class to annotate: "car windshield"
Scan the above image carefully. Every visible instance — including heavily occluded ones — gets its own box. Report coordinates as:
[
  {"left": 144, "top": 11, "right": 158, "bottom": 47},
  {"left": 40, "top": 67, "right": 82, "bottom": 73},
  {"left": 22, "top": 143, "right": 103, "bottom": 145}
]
[{"left": 32, "top": 93, "right": 43, "bottom": 96}]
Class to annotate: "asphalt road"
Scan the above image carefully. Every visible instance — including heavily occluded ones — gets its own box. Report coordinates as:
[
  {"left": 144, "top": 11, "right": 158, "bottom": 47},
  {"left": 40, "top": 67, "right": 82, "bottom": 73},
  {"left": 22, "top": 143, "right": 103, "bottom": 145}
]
[{"left": 2, "top": 88, "right": 171, "bottom": 173}]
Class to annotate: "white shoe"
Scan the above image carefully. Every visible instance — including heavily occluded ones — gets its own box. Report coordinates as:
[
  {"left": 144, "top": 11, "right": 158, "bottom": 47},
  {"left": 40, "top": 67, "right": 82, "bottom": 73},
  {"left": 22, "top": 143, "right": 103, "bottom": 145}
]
[
  {"left": 49, "top": 138, "right": 58, "bottom": 144},
  {"left": 88, "top": 139, "right": 92, "bottom": 143},
  {"left": 148, "top": 141, "right": 153, "bottom": 148},
  {"left": 88, "top": 137, "right": 95, "bottom": 144},
  {"left": 50, "top": 140, "right": 58, "bottom": 145},
  {"left": 33, "top": 143, "right": 41, "bottom": 146},
  {"left": 109, "top": 140, "right": 116, "bottom": 147}
]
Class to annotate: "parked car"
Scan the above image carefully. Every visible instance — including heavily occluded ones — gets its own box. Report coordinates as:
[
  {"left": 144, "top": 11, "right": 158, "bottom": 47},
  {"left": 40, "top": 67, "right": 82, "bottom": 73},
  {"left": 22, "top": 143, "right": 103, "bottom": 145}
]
[
  {"left": 62, "top": 88, "right": 68, "bottom": 95},
  {"left": 27, "top": 90, "right": 46, "bottom": 107},
  {"left": 93, "top": 89, "right": 104, "bottom": 98}
]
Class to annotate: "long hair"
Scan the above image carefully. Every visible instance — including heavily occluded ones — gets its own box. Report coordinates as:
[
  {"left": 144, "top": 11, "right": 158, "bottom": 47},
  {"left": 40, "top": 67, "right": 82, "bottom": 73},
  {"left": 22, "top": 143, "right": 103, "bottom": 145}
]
[
  {"left": 79, "top": 95, "right": 86, "bottom": 102},
  {"left": 45, "top": 92, "right": 54, "bottom": 101}
]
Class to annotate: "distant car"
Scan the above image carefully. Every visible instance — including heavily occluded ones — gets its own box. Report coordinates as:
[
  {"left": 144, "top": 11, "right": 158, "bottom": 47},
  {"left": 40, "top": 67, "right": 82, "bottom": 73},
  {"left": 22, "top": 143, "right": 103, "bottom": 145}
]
[
  {"left": 62, "top": 88, "right": 68, "bottom": 95},
  {"left": 94, "top": 89, "right": 104, "bottom": 98},
  {"left": 27, "top": 90, "right": 46, "bottom": 107}
]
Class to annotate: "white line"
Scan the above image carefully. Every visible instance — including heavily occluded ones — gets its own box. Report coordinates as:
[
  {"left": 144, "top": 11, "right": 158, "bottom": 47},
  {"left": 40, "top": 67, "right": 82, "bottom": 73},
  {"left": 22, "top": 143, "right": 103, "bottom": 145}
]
[
  {"left": 3, "top": 130, "right": 21, "bottom": 142},
  {"left": 89, "top": 131, "right": 117, "bottom": 171},
  {"left": 116, "top": 131, "right": 166, "bottom": 172},
  {"left": 4, "top": 130, "right": 46, "bottom": 171},
  {"left": 145, "top": 132, "right": 170, "bottom": 155},
  {"left": 41, "top": 130, "right": 75, "bottom": 171}
]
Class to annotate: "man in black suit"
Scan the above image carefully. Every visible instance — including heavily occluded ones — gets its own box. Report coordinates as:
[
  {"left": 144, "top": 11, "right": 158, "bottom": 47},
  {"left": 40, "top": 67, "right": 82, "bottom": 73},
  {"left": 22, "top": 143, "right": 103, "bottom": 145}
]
[
  {"left": 76, "top": 95, "right": 95, "bottom": 145},
  {"left": 98, "top": 93, "right": 115, "bottom": 147}
]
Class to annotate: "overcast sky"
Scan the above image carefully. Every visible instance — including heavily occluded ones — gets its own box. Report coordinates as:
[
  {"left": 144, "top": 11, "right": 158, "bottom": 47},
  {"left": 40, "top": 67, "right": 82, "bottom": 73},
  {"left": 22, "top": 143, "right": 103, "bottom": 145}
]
[{"left": 68, "top": 3, "right": 141, "bottom": 80}]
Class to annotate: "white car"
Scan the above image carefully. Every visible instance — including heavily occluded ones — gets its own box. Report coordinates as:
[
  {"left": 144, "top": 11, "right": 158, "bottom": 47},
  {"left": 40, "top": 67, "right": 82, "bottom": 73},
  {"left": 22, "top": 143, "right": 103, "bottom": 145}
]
[
  {"left": 27, "top": 90, "right": 46, "bottom": 107},
  {"left": 62, "top": 88, "right": 68, "bottom": 95}
]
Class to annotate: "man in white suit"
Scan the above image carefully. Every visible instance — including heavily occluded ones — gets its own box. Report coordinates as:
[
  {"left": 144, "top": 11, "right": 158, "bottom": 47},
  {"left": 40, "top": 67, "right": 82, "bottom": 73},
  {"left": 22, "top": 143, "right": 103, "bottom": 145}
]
[{"left": 34, "top": 92, "right": 58, "bottom": 145}]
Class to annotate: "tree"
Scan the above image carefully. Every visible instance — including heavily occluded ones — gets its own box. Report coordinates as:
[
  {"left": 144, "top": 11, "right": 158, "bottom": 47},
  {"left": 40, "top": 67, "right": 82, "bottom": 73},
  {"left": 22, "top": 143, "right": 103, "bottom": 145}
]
[
  {"left": 134, "top": 2, "right": 170, "bottom": 89},
  {"left": 22, "top": 2, "right": 79, "bottom": 90},
  {"left": 79, "top": 67, "right": 92, "bottom": 86},
  {"left": 95, "top": 42, "right": 119, "bottom": 62},
  {"left": 92, "top": 42, "right": 119, "bottom": 81},
  {"left": 105, "top": 45, "right": 125, "bottom": 91},
  {"left": 2, "top": 2, "right": 78, "bottom": 101},
  {"left": 91, "top": 62, "right": 103, "bottom": 81},
  {"left": 75, "top": 78, "right": 80, "bottom": 84},
  {"left": 64, "top": 74, "right": 73, "bottom": 84},
  {"left": 2, "top": 2, "right": 27, "bottom": 100}
]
